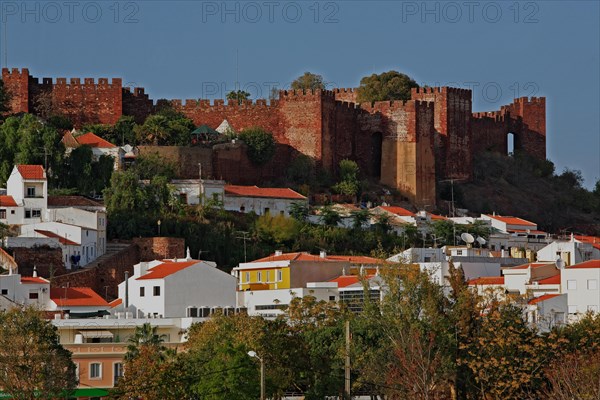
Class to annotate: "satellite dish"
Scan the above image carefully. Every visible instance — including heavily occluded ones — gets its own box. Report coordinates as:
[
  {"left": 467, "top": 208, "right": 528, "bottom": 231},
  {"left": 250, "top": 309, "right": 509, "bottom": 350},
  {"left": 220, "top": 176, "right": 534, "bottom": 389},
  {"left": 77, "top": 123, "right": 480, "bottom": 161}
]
[
  {"left": 461, "top": 233, "right": 475, "bottom": 244},
  {"left": 476, "top": 236, "right": 487, "bottom": 246},
  {"left": 555, "top": 258, "right": 566, "bottom": 269}
]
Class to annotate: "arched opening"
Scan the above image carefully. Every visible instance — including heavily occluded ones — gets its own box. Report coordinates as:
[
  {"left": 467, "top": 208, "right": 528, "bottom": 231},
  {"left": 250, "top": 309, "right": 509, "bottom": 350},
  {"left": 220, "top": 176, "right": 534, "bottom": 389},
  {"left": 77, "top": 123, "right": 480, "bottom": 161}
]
[
  {"left": 507, "top": 132, "right": 515, "bottom": 156},
  {"left": 371, "top": 132, "right": 383, "bottom": 178}
]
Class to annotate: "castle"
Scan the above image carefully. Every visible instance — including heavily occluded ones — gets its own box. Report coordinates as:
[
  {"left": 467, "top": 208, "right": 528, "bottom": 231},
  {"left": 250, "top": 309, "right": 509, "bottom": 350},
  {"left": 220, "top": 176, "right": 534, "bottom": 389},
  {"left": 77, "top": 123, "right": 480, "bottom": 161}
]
[{"left": 1, "top": 68, "right": 546, "bottom": 206}]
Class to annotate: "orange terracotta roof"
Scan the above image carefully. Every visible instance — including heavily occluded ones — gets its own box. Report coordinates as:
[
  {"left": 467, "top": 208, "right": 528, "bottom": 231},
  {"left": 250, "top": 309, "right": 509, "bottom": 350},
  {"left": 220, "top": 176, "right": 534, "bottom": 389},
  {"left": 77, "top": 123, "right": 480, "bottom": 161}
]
[
  {"left": 48, "top": 195, "right": 103, "bottom": 207},
  {"left": 76, "top": 132, "right": 116, "bottom": 148},
  {"left": 380, "top": 206, "right": 415, "bottom": 217},
  {"left": 252, "top": 252, "right": 336, "bottom": 263},
  {"left": 575, "top": 235, "right": 600, "bottom": 251},
  {"left": 21, "top": 276, "right": 49, "bottom": 284},
  {"left": 61, "top": 131, "right": 80, "bottom": 148},
  {"left": 137, "top": 260, "right": 199, "bottom": 280},
  {"left": 509, "top": 263, "right": 553, "bottom": 270},
  {"left": 17, "top": 165, "right": 45, "bottom": 180},
  {"left": 34, "top": 230, "right": 79, "bottom": 246},
  {"left": 0, "top": 195, "right": 18, "bottom": 207},
  {"left": 224, "top": 185, "right": 306, "bottom": 200},
  {"left": 50, "top": 287, "right": 109, "bottom": 307},
  {"left": 428, "top": 212, "right": 447, "bottom": 221},
  {"left": 326, "top": 255, "right": 384, "bottom": 264},
  {"left": 486, "top": 215, "right": 536, "bottom": 226},
  {"left": 536, "top": 274, "right": 561, "bottom": 285},
  {"left": 528, "top": 294, "right": 561, "bottom": 305},
  {"left": 467, "top": 276, "right": 505, "bottom": 285},
  {"left": 109, "top": 298, "right": 123, "bottom": 308},
  {"left": 567, "top": 260, "right": 600, "bottom": 269},
  {"left": 330, "top": 275, "right": 376, "bottom": 288}
]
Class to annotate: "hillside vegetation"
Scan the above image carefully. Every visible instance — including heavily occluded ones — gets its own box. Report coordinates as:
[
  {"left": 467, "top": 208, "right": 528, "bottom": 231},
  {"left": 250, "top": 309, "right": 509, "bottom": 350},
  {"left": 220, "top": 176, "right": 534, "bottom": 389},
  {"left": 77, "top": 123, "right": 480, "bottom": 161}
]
[{"left": 449, "top": 152, "right": 600, "bottom": 234}]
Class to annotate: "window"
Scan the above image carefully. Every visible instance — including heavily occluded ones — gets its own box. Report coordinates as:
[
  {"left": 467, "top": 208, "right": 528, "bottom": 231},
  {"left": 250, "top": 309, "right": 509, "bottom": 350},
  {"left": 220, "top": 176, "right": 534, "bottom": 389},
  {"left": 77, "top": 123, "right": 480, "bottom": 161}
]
[
  {"left": 1, "top": 289, "right": 8, "bottom": 295},
  {"left": 153, "top": 286, "right": 161, "bottom": 296},
  {"left": 568, "top": 305, "right": 578, "bottom": 314},
  {"left": 257, "top": 271, "right": 262, "bottom": 282},
  {"left": 588, "top": 305, "right": 598, "bottom": 313},
  {"left": 10, "top": 210, "right": 14, "bottom": 214},
  {"left": 25, "top": 209, "right": 31, "bottom": 219},
  {"left": 277, "top": 270, "right": 282, "bottom": 282},
  {"left": 31, "top": 209, "right": 41, "bottom": 218},
  {"left": 567, "top": 280, "right": 577, "bottom": 290},
  {"left": 329, "top": 296, "right": 336, "bottom": 301},
  {"left": 90, "top": 362, "right": 102, "bottom": 379},
  {"left": 75, "top": 363, "right": 80, "bottom": 381},
  {"left": 424, "top": 256, "right": 431, "bottom": 262},
  {"left": 588, "top": 279, "right": 598, "bottom": 290},
  {"left": 240, "top": 206, "right": 245, "bottom": 212},
  {"left": 29, "top": 291, "right": 39, "bottom": 300},
  {"left": 456, "top": 250, "right": 463, "bottom": 256},
  {"left": 280, "top": 210, "right": 284, "bottom": 216},
  {"left": 245, "top": 272, "right": 250, "bottom": 283},
  {"left": 26, "top": 187, "right": 36, "bottom": 197},
  {"left": 139, "top": 287, "right": 145, "bottom": 297},
  {"left": 264, "top": 207, "right": 270, "bottom": 215},
  {"left": 0, "top": 209, "right": 6, "bottom": 219},
  {"left": 113, "top": 363, "right": 123, "bottom": 385}
]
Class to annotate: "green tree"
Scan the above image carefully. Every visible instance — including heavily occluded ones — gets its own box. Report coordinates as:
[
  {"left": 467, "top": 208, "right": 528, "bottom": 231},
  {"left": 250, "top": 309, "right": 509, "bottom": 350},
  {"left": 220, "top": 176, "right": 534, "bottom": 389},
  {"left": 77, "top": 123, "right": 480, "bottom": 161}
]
[
  {"left": 319, "top": 205, "right": 342, "bottom": 226},
  {"left": 226, "top": 90, "right": 251, "bottom": 105},
  {"left": 291, "top": 72, "right": 326, "bottom": 91},
  {"left": 350, "top": 209, "right": 371, "bottom": 230},
  {"left": 333, "top": 159, "right": 360, "bottom": 197},
  {"left": 114, "top": 115, "right": 137, "bottom": 145},
  {"left": 0, "top": 307, "right": 77, "bottom": 400},
  {"left": 124, "top": 323, "right": 168, "bottom": 361},
  {"left": 0, "top": 79, "right": 11, "bottom": 116},
  {"left": 286, "top": 154, "right": 315, "bottom": 185},
  {"left": 289, "top": 201, "right": 310, "bottom": 222},
  {"left": 136, "top": 114, "right": 170, "bottom": 145},
  {"left": 255, "top": 213, "right": 301, "bottom": 246},
  {"left": 356, "top": 70, "right": 419, "bottom": 103},
  {"left": 238, "top": 127, "right": 276, "bottom": 166}
]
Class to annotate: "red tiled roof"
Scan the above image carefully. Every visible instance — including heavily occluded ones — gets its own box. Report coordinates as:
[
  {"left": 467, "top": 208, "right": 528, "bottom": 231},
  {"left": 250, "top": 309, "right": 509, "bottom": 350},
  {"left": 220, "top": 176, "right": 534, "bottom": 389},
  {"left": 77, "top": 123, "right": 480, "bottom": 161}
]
[
  {"left": 252, "top": 252, "right": 335, "bottom": 263},
  {"left": 224, "top": 185, "right": 306, "bottom": 200},
  {"left": 536, "top": 274, "right": 561, "bottom": 285},
  {"left": 567, "top": 260, "right": 600, "bottom": 269},
  {"left": 528, "top": 294, "right": 561, "bottom": 305},
  {"left": 575, "top": 235, "right": 600, "bottom": 251},
  {"left": 330, "top": 274, "right": 376, "bottom": 288},
  {"left": 17, "top": 165, "right": 45, "bottom": 180},
  {"left": 509, "top": 263, "right": 553, "bottom": 270},
  {"left": 428, "top": 212, "right": 447, "bottom": 221},
  {"left": 21, "top": 276, "right": 49, "bottom": 284},
  {"left": 61, "top": 131, "right": 80, "bottom": 148},
  {"left": 48, "top": 195, "right": 103, "bottom": 207},
  {"left": 50, "top": 287, "right": 109, "bottom": 307},
  {"left": 0, "top": 195, "right": 17, "bottom": 207},
  {"left": 486, "top": 215, "right": 536, "bottom": 226},
  {"left": 76, "top": 132, "right": 116, "bottom": 148},
  {"left": 34, "top": 230, "right": 80, "bottom": 246},
  {"left": 136, "top": 260, "right": 199, "bottom": 280},
  {"left": 109, "top": 298, "right": 123, "bottom": 308},
  {"left": 467, "top": 276, "right": 505, "bottom": 285},
  {"left": 380, "top": 206, "right": 415, "bottom": 217},
  {"left": 326, "top": 255, "right": 384, "bottom": 264}
]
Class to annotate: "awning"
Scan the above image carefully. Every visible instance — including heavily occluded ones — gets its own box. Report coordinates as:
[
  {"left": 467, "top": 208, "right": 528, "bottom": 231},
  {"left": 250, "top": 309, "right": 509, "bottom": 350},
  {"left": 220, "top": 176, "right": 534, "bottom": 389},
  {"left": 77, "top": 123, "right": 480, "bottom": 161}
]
[{"left": 79, "top": 330, "right": 114, "bottom": 339}]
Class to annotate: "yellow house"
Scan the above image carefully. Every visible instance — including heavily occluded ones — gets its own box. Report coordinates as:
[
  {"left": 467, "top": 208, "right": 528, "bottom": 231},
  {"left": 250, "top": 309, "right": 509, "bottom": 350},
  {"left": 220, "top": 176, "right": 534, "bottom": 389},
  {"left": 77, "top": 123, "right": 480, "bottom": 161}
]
[{"left": 232, "top": 251, "right": 384, "bottom": 291}]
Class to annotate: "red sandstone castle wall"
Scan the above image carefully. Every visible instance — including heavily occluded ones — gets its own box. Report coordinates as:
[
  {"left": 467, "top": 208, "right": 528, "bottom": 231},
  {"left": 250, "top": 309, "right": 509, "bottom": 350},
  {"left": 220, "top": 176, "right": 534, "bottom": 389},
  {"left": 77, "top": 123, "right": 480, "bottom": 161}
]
[{"left": 2, "top": 68, "right": 30, "bottom": 113}]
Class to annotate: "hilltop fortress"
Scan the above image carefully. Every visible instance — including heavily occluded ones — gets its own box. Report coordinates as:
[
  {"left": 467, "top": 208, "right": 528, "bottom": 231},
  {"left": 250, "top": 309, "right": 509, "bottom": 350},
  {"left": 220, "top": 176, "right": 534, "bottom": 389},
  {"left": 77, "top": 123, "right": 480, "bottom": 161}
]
[{"left": 2, "top": 68, "right": 546, "bottom": 206}]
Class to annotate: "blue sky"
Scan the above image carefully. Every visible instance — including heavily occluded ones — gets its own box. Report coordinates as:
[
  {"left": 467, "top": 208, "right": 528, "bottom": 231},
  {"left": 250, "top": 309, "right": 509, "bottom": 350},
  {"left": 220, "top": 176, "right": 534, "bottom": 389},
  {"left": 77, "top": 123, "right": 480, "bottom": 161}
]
[{"left": 1, "top": 1, "right": 598, "bottom": 187}]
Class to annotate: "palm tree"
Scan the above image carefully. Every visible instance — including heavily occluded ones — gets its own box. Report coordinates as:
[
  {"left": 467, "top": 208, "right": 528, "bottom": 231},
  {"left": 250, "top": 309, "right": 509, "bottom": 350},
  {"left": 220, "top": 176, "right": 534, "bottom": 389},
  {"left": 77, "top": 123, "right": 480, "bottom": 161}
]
[
  {"left": 319, "top": 205, "right": 341, "bottom": 227},
  {"left": 125, "top": 323, "right": 167, "bottom": 361},
  {"left": 350, "top": 209, "right": 371, "bottom": 230}
]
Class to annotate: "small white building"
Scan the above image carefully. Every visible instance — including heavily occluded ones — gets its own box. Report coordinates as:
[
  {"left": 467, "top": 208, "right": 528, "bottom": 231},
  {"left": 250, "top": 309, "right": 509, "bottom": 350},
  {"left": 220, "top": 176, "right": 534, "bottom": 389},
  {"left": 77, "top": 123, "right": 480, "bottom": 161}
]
[
  {"left": 117, "top": 255, "right": 237, "bottom": 318},
  {"left": 561, "top": 259, "right": 600, "bottom": 320},
  {"left": 526, "top": 294, "right": 568, "bottom": 331},
  {"left": 5, "top": 165, "right": 48, "bottom": 225},
  {"left": 223, "top": 185, "right": 307, "bottom": 217},
  {"left": 537, "top": 236, "right": 599, "bottom": 266},
  {"left": 237, "top": 286, "right": 337, "bottom": 318}
]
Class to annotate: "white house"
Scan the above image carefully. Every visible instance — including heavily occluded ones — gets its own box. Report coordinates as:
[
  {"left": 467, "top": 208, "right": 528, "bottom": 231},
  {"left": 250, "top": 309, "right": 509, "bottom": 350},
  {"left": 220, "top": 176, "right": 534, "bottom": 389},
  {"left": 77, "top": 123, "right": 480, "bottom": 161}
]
[
  {"left": 17, "top": 221, "right": 99, "bottom": 269},
  {"left": 49, "top": 287, "right": 110, "bottom": 316},
  {"left": 117, "top": 255, "right": 237, "bottom": 318},
  {"left": 0, "top": 270, "right": 51, "bottom": 309},
  {"left": 237, "top": 286, "right": 336, "bottom": 318},
  {"left": 561, "top": 259, "right": 600, "bottom": 320},
  {"left": 526, "top": 294, "right": 568, "bottom": 331},
  {"left": 537, "top": 236, "right": 600, "bottom": 266},
  {"left": 223, "top": 185, "right": 307, "bottom": 217},
  {"left": 5, "top": 165, "right": 48, "bottom": 224},
  {"left": 171, "top": 179, "right": 226, "bottom": 206},
  {"left": 0, "top": 194, "right": 22, "bottom": 225},
  {"left": 63, "top": 131, "right": 136, "bottom": 171}
]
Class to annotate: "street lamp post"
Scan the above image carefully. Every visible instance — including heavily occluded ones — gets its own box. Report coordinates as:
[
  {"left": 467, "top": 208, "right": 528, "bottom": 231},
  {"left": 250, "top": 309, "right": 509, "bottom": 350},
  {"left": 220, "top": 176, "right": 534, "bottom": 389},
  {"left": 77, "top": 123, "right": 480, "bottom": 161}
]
[
  {"left": 157, "top": 219, "right": 161, "bottom": 236},
  {"left": 247, "top": 350, "right": 265, "bottom": 400}
]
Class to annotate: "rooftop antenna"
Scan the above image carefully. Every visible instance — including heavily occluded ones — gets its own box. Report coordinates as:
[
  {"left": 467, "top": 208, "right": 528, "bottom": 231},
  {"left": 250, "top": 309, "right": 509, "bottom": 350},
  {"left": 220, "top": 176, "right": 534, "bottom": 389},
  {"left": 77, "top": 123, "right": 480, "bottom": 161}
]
[
  {"left": 236, "top": 48, "right": 239, "bottom": 92},
  {"left": 3, "top": 17, "right": 7, "bottom": 68},
  {"left": 236, "top": 231, "right": 250, "bottom": 262}
]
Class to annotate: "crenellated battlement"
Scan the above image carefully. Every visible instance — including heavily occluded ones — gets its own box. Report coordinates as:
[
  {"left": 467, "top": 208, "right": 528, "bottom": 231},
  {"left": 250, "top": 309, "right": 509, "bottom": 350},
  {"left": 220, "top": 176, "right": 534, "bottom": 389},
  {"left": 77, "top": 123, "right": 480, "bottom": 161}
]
[
  {"left": 332, "top": 88, "right": 356, "bottom": 93},
  {"left": 168, "top": 98, "right": 276, "bottom": 110},
  {"left": 50, "top": 77, "right": 123, "bottom": 89},
  {"left": 2, "top": 67, "right": 30, "bottom": 77},
  {"left": 412, "top": 86, "right": 472, "bottom": 100},
  {"left": 513, "top": 96, "right": 545, "bottom": 104}
]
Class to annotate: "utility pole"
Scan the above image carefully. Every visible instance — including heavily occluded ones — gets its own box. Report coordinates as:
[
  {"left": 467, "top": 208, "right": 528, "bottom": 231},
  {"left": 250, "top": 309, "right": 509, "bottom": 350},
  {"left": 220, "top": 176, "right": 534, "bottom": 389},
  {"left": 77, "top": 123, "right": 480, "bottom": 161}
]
[
  {"left": 236, "top": 231, "right": 250, "bottom": 262},
  {"left": 345, "top": 320, "right": 351, "bottom": 398}
]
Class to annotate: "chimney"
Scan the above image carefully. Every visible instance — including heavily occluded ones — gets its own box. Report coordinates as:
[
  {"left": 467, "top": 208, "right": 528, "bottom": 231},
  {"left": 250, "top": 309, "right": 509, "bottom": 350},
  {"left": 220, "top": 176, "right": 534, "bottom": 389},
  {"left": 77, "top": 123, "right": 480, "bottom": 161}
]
[
  {"left": 124, "top": 271, "right": 129, "bottom": 308},
  {"left": 33, "top": 266, "right": 38, "bottom": 277},
  {"left": 275, "top": 250, "right": 283, "bottom": 256},
  {"left": 319, "top": 250, "right": 327, "bottom": 258}
]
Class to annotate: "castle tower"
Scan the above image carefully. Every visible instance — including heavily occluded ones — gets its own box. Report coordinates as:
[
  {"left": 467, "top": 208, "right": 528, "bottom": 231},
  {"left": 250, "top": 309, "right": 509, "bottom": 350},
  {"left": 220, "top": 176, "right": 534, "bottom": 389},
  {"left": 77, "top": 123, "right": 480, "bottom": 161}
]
[{"left": 2, "top": 68, "right": 31, "bottom": 114}]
